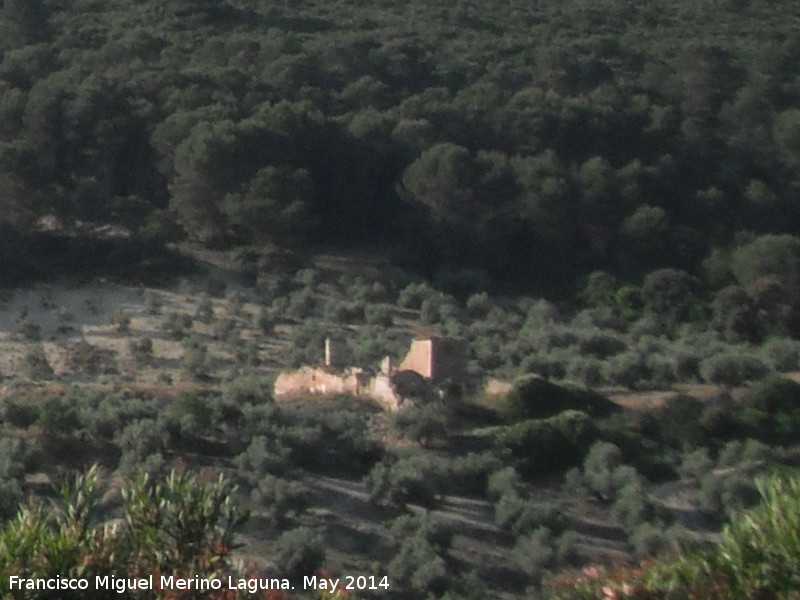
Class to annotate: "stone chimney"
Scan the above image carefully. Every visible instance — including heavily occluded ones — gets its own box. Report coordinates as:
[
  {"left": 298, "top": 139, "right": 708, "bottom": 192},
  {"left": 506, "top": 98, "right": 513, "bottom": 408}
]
[{"left": 324, "top": 337, "right": 350, "bottom": 369}]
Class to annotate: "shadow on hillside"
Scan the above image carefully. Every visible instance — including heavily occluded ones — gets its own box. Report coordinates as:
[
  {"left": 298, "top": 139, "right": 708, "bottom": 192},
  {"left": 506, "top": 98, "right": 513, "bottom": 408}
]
[{"left": 0, "top": 232, "right": 196, "bottom": 287}]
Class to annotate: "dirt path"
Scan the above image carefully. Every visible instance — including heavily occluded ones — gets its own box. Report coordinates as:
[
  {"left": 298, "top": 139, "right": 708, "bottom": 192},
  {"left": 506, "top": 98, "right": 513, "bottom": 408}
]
[
  {"left": 606, "top": 372, "right": 800, "bottom": 409},
  {"left": 308, "top": 474, "right": 499, "bottom": 534}
]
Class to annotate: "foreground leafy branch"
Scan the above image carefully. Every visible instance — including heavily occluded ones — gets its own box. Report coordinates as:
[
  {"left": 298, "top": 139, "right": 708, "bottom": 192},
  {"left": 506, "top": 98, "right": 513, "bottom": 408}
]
[
  {"left": 0, "top": 465, "right": 256, "bottom": 600},
  {"left": 546, "top": 472, "right": 800, "bottom": 600}
]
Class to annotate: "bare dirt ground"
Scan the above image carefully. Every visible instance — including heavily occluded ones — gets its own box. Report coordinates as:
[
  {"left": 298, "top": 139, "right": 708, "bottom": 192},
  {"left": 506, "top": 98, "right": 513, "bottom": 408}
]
[{"left": 0, "top": 278, "right": 277, "bottom": 386}]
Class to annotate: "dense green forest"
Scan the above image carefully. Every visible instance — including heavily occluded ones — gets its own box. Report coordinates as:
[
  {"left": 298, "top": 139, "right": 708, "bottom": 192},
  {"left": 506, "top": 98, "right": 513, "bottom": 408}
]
[{"left": 1, "top": 0, "right": 800, "bottom": 300}]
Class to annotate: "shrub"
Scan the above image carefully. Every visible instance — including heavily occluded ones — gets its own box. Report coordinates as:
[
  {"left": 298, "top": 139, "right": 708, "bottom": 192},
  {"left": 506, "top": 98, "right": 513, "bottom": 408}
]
[
  {"left": 611, "top": 484, "right": 656, "bottom": 532},
  {"left": 18, "top": 316, "right": 41, "bottom": 341},
  {"left": 641, "top": 268, "right": 702, "bottom": 326},
  {"left": 367, "top": 281, "right": 391, "bottom": 303},
  {"left": 563, "top": 468, "right": 586, "bottom": 494},
  {"left": 19, "top": 345, "right": 54, "bottom": 380},
  {"left": 323, "top": 299, "right": 365, "bottom": 324},
  {"left": 466, "top": 291, "right": 492, "bottom": 317},
  {"left": 250, "top": 475, "right": 309, "bottom": 526},
  {"left": 700, "top": 349, "right": 769, "bottom": 387},
  {"left": 388, "top": 532, "right": 450, "bottom": 596},
  {"left": 204, "top": 276, "right": 227, "bottom": 297},
  {"left": 234, "top": 339, "right": 261, "bottom": 368},
  {"left": 226, "top": 290, "right": 246, "bottom": 317},
  {"left": 647, "top": 354, "right": 678, "bottom": 387},
  {"left": 740, "top": 439, "right": 774, "bottom": 465},
  {"left": 0, "top": 434, "right": 28, "bottom": 481},
  {"left": 0, "top": 479, "right": 22, "bottom": 521},
  {"left": 486, "top": 466, "right": 522, "bottom": 500},
  {"left": 397, "top": 282, "right": 436, "bottom": 310},
  {"left": 420, "top": 299, "right": 441, "bottom": 325},
  {"left": 127, "top": 337, "right": 153, "bottom": 366},
  {"left": 273, "top": 527, "right": 325, "bottom": 582},
  {"left": 235, "top": 436, "right": 291, "bottom": 481},
  {"left": 496, "top": 410, "right": 598, "bottom": 475},
  {"left": 711, "top": 285, "right": 763, "bottom": 343},
  {"left": 762, "top": 337, "right": 800, "bottom": 371},
  {"left": 677, "top": 448, "right": 714, "bottom": 480},
  {"left": 716, "top": 440, "right": 745, "bottom": 468},
  {"left": 521, "top": 298, "right": 563, "bottom": 325},
  {"left": 565, "top": 356, "right": 605, "bottom": 388},
  {"left": 556, "top": 530, "right": 580, "bottom": 565},
  {"left": 434, "top": 267, "right": 489, "bottom": 298},
  {"left": 351, "top": 328, "right": 389, "bottom": 366},
  {"left": 630, "top": 522, "right": 668, "bottom": 558},
  {"left": 528, "top": 326, "right": 580, "bottom": 351},
  {"left": 67, "top": 340, "right": 117, "bottom": 376},
  {"left": 294, "top": 268, "right": 319, "bottom": 288},
  {"left": 55, "top": 308, "right": 76, "bottom": 335},
  {"left": 513, "top": 526, "right": 554, "bottom": 578},
  {"left": 518, "top": 352, "right": 568, "bottom": 380},
  {"left": 738, "top": 375, "right": 800, "bottom": 443},
  {"left": 742, "top": 375, "right": 800, "bottom": 415},
  {"left": 365, "top": 303, "right": 393, "bottom": 326},
  {"left": 275, "top": 401, "right": 381, "bottom": 474},
  {"left": 473, "top": 334, "right": 505, "bottom": 371},
  {"left": 448, "top": 452, "right": 503, "bottom": 496},
  {"left": 582, "top": 442, "right": 645, "bottom": 502},
  {"left": 500, "top": 376, "right": 618, "bottom": 422},
  {"left": 674, "top": 349, "right": 701, "bottom": 381},
  {"left": 699, "top": 472, "right": 760, "bottom": 517},
  {"left": 391, "top": 402, "right": 450, "bottom": 446},
  {"left": 719, "top": 474, "right": 760, "bottom": 513},
  {"left": 390, "top": 513, "right": 453, "bottom": 555},
  {"left": 115, "top": 418, "right": 168, "bottom": 470},
  {"left": 494, "top": 491, "right": 526, "bottom": 532},
  {"left": 161, "top": 311, "right": 193, "bottom": 340},
  {"left": 286, "top": 289, "right": 315, "bottom": 320},
  {"left": 365, "top": 453, "right": 448, "bottom": 508},
  {"left": 388, "top": 513, "right": 454, "bottom": 595},
  {"left": 37, "top": 396, "right": 81, "bottom": 437},
  {"left": 254, "top": 306, "right": 274, "bottom": 333},
  {"left": 213, "top": 317, "right": 239, "bottom": 345},
  {"left": 495, "top": 493, "right": 564, "bottom": 537},
  {"left": 212, "top": 398, "right": 244, "bottom": 436},
  {"left": 113, "top": 309, "right": 131, "bottom": 335},
  {"left": 221, "top": 375, "right": 273, "bottom": 406},
  {"left": 583, "top": 441, "right": 622, "bottom": 478},
  {"left": 698, "top": 394, "right": 742, "bottom": 443},
  {"left": 571, "top": 306, "right": 627, "bottom": 331},
  {"left": 651, "top": 394, "right": 714, "bottom": 448},
  {"left": 143, "top": 289, "right": 162, "bottom": 315},
  {"left": 169, "top": 393, "right": 214, "bottom": 439},
  {"left": 604, "top": 351, "right": 652, "bottom": 388},
  {"left": 1, "top": 399, "right": 38, "bottom": 429},
  {"left": 182, "top": 337, "right": 212, "bottom": 380},
  {"left": 195, "top": 294, "right": 215, "bottom": 323},
  {"left": 84, "top": 400, "right": 123, "bottom": 442},
  {"left": 577, "top": 331, "right": 626, "bottom": 359}
]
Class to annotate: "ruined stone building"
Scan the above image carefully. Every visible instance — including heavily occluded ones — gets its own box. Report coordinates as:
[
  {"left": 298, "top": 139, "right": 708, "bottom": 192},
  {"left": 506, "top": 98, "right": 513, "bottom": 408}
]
[{"left": 273, "top": 336, "right": 467, "bottom": 411}]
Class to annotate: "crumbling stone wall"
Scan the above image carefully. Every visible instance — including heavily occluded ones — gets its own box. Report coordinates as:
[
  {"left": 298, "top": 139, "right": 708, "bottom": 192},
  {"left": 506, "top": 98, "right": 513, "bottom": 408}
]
[
  {"left": 274, "top": 367, "right": 360, "bottom": 397},
  {"left": 273, "top": 366, "right": 405, "bottom": 411}
]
